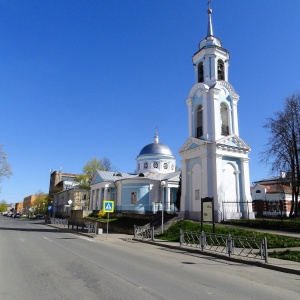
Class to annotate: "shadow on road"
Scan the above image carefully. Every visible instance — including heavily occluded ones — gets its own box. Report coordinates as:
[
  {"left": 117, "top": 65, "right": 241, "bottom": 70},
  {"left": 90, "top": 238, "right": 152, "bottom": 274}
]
[{"left": 0, "top": 227, "right": 61, "bottom": 233}]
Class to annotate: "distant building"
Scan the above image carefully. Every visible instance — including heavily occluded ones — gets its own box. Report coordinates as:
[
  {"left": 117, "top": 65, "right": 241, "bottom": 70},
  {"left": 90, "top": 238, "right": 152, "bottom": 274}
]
[
  {"left": 251, "top": 177, "right": 293, "bottom": 217},
  {"left": 15, "top": 202, "right": 23, "bottom": 213},
  {"left": 49, "top": 170, "right": 79, "bottom": 194},
  {"left": 48, "top": 170, "right": 80, "bottom": 214},
  {"left": 53, "top": 188, "right": 89, "bottom": 218},
  {"left": 23, "top": 195, "right": 36, "bottom": 215}
]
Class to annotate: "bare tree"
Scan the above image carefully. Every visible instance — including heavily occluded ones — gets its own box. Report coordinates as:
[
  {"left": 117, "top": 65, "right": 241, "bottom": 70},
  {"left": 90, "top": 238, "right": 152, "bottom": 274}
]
[
  {"left": 261, "top": 93, "right": 300, "bottom": 217},
  {"left": 0, "top": 145, "right": 13, "bottom": 191}
]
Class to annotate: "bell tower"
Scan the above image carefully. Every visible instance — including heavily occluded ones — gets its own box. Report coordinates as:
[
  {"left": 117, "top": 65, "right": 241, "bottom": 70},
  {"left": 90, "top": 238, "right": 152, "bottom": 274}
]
[{"left": 179, "top": 2, "right": 254, "bottom": 222}]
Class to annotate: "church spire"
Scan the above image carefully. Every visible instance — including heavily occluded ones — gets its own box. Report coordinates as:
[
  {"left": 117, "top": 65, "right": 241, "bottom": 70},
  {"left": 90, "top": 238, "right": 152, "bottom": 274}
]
[
  {"left": 154, "top": 130, "right": 159, "bottom": 144},
  {"left": 207, "top": 0, "right": 213, "bottom": 37}
]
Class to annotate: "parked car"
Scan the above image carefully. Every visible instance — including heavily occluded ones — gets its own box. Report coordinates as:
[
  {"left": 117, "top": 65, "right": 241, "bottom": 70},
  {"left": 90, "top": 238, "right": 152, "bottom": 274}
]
[
  {"left": 14, "top": 213, "right": 21, "bottom": 218},
  {"left": 35, "top": 214, "right": 44, "bottom": 219}
]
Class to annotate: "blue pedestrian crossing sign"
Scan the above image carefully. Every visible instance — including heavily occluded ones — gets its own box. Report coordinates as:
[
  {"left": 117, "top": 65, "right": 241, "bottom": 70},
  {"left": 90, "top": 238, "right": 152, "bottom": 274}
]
[{"left": 103, "top": 200, "right": 114, "bottom": 213}]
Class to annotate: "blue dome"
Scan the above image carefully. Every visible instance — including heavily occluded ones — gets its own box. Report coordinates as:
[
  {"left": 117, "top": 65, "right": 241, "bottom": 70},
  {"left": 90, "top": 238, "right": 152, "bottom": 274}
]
[{"left": 139, "top": 142, "right": 173, "bottom": 156}]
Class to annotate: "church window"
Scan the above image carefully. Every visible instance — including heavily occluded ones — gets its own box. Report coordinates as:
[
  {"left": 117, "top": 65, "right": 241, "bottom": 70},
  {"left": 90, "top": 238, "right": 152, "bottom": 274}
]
[
  {"left": 196, "top": 105, "right": 203, "bottom": 138},
  {"left": 144, "top": 162, "right": 148, "bottom": 169},
  {"left": 163, "top": 163, "right": 168, "bottom": 169},
  {"left": 220, "top": 103, "right": 229, "bottom": 136},
  {"left": 153, "top": 162, "right": 158, "bottom": 168},
  {"left": 217, "top": 59, "right": 225, "bottom": 80},
  {"left": 131, "top": 192, "right": 137, "bottom": 205},
  {"left": 198, "top": 62, "right": 204, "bottom": 83}
]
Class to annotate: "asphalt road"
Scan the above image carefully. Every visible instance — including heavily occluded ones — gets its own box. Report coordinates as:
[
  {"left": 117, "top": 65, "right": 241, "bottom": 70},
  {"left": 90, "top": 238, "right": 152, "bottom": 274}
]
[{"left": 1, "top": 217, "right": 300, "bottom": 300}]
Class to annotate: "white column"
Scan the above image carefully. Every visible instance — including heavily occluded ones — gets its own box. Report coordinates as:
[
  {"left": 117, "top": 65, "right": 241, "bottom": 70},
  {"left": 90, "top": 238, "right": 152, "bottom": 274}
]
[
  {"left": 241, "top": 157, "right": 254, "bottom": 217},
  {"left": 166, "top": 185, "right": 171, "bottom": 212},
  {"left": 202, "top": 93, "right": 208, "bottom": 140},
  {"left": 97, "top": 189, "right": 101, "bottom": 210},
  {"left": 90, "top": 190, "right": 93, "bottom": 210},
  {"left": 232, "top": 97, "right": 239, "bottom": 135},
  {"left": 234, "top": 170, "right": 241, "bottom": 213},
  {"left": 241, "top": 158, "right": 251, "bottom": 201},
  {"left": 104, "top": 185, "right": 109, "bottom": 200},
  {"left": 186, "top": 98, "right": 192, "bottom": 137},
  {"left": 180, "top": 159, "right": 187, "bottom": 217}
]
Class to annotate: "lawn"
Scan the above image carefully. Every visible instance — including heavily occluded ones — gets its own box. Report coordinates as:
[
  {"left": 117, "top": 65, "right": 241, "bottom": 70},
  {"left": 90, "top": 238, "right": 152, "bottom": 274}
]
[
  {"left": 85, "top": 216, "right": 300, "bottom": 263},
  {"left": 269, "top": 250, "right": 300, "bottom": 263},
  {"left": 155, "top": 220, "right": 300, "bottom": 249}
]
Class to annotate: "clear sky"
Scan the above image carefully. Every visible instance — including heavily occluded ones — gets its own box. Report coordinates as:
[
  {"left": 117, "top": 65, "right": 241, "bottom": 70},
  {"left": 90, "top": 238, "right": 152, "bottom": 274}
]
[{"left": 1, "top": 0, "right": 300, "bottom": 204}]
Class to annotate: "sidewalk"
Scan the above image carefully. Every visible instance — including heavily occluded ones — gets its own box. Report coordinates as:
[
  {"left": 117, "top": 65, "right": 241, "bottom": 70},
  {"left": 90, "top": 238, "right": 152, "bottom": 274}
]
[{"left": 47, "top": 223, "right": 300, "bottom": 276}]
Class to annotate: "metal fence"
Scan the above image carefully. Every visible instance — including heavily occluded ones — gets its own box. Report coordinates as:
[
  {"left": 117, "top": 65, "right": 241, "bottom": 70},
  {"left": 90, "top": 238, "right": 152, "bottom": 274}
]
[
  {"left": 47, "top": 218, "right": 97, "bottom": 235},
  {"left": 134, "top": 224, "right": 154, "bottom": 241},
  {"left": 133, "top": 226, "right": 268, "bottom": 262},
  {"left": 48, "top": 218, "right": 68, "bottom": 227},
  {"left": 180, "top": 230, "right": 268, "bottom": 262},
  {"left": 67, "top": 220, "right": 97, "bottom": 235}
]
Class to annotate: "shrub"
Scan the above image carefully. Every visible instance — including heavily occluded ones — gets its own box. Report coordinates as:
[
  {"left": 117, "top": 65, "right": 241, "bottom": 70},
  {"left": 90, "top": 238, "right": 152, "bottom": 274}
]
[{"left": 97, "top": 210, "right": 106, "bottom": 219}]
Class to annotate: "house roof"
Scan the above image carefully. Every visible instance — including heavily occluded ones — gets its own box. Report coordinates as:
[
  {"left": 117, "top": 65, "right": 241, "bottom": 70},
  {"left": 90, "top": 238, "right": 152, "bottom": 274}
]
[
  {"left": 256, "top": 183, "right": 292, "bottom": 194},
  {"left": 91, "top": 170, "right": 180, "bottom": 185}
]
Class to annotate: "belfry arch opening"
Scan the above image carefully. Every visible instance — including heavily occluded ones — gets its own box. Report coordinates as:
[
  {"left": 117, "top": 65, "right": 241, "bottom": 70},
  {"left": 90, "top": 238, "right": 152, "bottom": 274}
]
[
  {"left": 198, "top": 62, "right": 204, "bottom": 83},
  {"left": 217, "top": 59, "right": 225, "bottom": 80},
  {"left": 220, "top": 103, "right": 229, "bottom": 136},
  {"left": 196, "top": 104, "right": 203, "bottom": 138}
]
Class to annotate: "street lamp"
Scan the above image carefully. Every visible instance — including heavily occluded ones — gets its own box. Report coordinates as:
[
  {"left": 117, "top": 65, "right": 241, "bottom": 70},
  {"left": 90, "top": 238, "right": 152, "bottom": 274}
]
[
  {"left": 161, "top": 181, "right": 166, "bottom": 234},
  {"left": 68, "top": 200, "right": 73, "bottom": 218}
]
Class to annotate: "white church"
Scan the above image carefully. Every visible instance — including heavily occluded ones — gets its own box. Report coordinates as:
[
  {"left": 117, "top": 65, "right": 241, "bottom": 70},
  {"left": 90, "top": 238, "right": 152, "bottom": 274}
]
[
  {"left": 89, "top": 133, "right": 180, "bottom": 214},
  {"left": 179, "top": 5, "right": 254, "bottom": 222}
]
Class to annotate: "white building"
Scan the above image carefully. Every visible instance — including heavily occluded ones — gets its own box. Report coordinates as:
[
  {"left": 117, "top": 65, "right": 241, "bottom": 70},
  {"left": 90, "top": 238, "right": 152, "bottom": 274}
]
[
  {"left": 89, "top": 133, "right": 180, "bottom": 214},
  {"left": 251, "top": 177, "right": 293, "bottom": 217},
  {"left": 179, "top": 4, "right": 254, "bottom": 222}
]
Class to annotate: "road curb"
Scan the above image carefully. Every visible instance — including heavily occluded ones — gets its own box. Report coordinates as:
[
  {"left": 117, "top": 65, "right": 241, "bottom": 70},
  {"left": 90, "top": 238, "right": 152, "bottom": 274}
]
[{"left": 134, "top": 239, "right": 300, "bottom": 276}]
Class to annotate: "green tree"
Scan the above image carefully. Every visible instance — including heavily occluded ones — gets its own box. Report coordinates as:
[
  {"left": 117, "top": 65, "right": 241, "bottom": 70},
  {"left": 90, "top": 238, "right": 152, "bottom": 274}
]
[
  {"left": 261, "top": 92, "right": 300, "bottom": 217},
  {"left": 74, "top": 157, "right": 113, "bottom": 210},
  {"left": 75, "top": 157, "right": 113, "bottom": 189},
  {"left": 0, "top": 200, "right": 7, "bottom": 212},
  {"left": 0, "top": 145, "right": 13, "bottom": 191},
  {"left": 33, "top": 191, "right": 48, "bottom": 214}
]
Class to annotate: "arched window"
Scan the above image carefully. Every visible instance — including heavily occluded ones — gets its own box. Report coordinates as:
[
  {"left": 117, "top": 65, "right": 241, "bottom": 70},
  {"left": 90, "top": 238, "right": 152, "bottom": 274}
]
[
  {"left": 196, "top": 105, "right": 203, "bottom": 138},
  {"left": 217, "top": 59, "right": 225, "bottom": 80},
  {"left": 220, "top": 103, "right": 229, "bottom": 136},
  {"left": 198, "top": 62, "right": 204, "bottom": 83}
]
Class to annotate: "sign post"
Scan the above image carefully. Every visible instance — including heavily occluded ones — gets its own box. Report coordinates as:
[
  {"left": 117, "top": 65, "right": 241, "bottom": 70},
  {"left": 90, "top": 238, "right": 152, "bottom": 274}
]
[
  {"left": 201, "top": 197, "right": 215, "bottom": 233},
  {"left": 103, "top": 200, "right": 114, "bottom": 239}
]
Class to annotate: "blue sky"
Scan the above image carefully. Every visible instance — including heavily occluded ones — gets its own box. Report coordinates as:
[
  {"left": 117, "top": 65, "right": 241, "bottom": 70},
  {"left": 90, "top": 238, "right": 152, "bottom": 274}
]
[{"left": 1, "top": 0, "right": 300, "bottom": 204}]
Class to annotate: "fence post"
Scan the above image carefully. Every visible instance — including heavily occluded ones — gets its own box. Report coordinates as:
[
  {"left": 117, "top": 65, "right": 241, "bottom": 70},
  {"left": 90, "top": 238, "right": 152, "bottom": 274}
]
[
  {"left": 227, "top": 234, "right": 233, "bottom": 257},
  {"left": 151, "top": 226, "right": 154, "bottom": 241},
  {"left": 134, "top": 225, "right": 136, "bottom": 239},
  {"left": 180, "top": 229, "right": 183, "bottom": 247},
  {"left": 263, "top": 238, "right": 268, "bottom": 263},
  {"left": 200, "top": 231, "right": 206, "bottom": 251}
]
